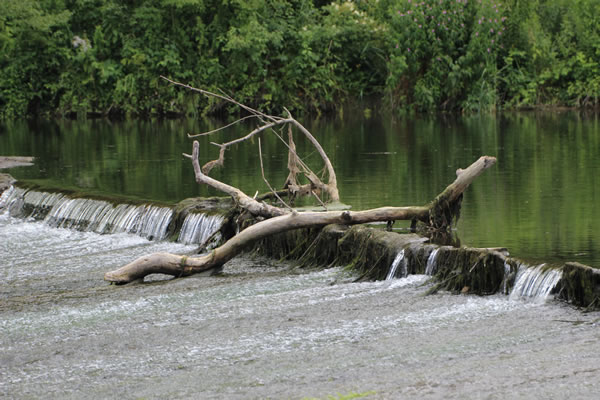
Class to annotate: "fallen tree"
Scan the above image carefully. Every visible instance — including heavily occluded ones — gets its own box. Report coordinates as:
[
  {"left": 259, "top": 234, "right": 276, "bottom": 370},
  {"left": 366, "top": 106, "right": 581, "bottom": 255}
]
[{"left": 104, "top": 80, "right": 496, "bottom": 284}]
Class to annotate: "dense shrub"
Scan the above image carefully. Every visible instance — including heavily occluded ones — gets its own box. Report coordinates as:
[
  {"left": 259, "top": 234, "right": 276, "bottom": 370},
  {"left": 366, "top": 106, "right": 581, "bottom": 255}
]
[
  {"left": 0, "top": 0, "right": 598, "bottom": 118},
  {"left": 387, "top": 0, "right": 507, "bottom": 111}
]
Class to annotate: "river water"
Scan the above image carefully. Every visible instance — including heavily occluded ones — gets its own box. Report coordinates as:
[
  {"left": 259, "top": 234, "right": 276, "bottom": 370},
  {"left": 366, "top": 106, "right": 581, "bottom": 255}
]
[
  {"left": 2, "top": 112, "right": 599, "bottom": 266},
  {"left": 1, "top": 211, "right": 599, "bottom": 399},
  {"left": 1, "top": 113, "right": 600, "bottom": 398}
]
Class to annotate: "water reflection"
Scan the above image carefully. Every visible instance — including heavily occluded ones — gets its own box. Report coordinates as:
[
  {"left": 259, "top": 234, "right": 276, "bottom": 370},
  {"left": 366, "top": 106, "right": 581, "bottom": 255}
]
[{"left": 1, "top": 112, "right": 598, "bottom": 266}]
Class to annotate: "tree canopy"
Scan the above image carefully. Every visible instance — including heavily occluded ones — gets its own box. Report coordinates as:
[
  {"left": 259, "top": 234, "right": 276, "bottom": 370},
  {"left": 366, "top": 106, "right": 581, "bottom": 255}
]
[{"left": 1, "top": 0, "right": 598, "bottom": 118}]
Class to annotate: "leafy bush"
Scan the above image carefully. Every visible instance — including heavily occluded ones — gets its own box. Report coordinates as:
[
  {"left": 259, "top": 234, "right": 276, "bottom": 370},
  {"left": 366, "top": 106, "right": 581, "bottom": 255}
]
[
  {"left": 0, "top": 0, "right": 598, "bottom": 118},
  {"left": 387, "top": 0, "right": 507, "bottom": 112}
]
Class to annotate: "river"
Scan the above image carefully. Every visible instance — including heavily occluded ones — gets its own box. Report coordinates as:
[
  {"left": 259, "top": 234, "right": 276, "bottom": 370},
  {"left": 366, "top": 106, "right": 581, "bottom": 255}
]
[
  {"left": 2, "top": 112, "right": 599, "bottom": 266},
  {"left": 1, "top": 113, "right": 599, "bottom": 399}
]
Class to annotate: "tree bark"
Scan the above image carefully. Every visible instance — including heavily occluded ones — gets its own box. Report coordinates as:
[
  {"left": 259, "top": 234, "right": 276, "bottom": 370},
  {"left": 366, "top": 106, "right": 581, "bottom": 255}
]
[
  {"left": 104, "top": 153, "right": 496, "bottom": 284},
  {"left": 104, "top": 80, "right": 495, "bottom": 284}
]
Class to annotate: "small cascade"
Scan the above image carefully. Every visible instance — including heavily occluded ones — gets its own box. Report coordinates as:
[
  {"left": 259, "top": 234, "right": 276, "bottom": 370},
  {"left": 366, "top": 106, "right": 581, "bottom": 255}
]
[
  {"left": 135, "top": 205, "right": 174, "bottom": 240},
  {"left": 46, "top": 198, "right": 113, "bottom": 231},
  {"left": 502, "top": 261, "right": 511, "bottom": 294},
  {"left": 178, "top": 212, "right": 224, "bottom": 245},
  {"left": 0, "top": 185, "right": 16, "bottom": 208},
  {"left": 1, "top": 186, "right": 65, "bottom": 218},
  {"left": 386, "top": 249, "right": 406, "bottom": 280},
  {"left": 23, "top": 189, "right": 67, "bottom": 219},
  {"left": 509, "top": 264, "right": 563, "bottom": 302},
  {"left": 2, "top": 186, "right": 173, "bottom": 240},
  {"left": 425, "top": 248, "right": 440, "bottom": 275}
]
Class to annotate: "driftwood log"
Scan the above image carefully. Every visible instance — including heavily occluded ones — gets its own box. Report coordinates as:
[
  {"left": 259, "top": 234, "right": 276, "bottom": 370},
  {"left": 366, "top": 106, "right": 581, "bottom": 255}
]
[
  {"left": 104, "top": 80, "right": 496, "bottom": 284},
  {"left": 104, "top": 148, "right": 495, "bottom": 283}
]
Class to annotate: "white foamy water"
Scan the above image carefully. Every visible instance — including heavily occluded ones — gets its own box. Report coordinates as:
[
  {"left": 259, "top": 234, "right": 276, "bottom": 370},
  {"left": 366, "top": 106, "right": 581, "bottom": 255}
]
[
  {"left": 509, "top": 264, "right": 563, "bottom": 302},
  {"left": 1, "top": 203, "right": 599, "bottom": 400},
  {"left": 177, "top": 212, "right": 224, "bottom": 245},
  {"left": 425, "top": 248, "right": 440, "bottom": 275},
  {"left": 386, "top": 248, "right": 406, "bottom": 280},
  {"left": 2, "top": 186, "right": 174, "bottom": 240}
]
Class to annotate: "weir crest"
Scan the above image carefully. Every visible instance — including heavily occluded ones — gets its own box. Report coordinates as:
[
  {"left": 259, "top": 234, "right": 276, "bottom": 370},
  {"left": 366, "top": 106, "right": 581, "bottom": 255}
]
[
  {"left": 2, "top": 184, "right": 598, "bottom": 310},
  {"left": 0, "top": 186, "right": 223, "bottom": 244}
]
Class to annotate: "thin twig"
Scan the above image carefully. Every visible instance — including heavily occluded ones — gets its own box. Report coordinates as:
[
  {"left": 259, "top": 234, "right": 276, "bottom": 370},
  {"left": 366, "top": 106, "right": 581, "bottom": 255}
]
[
  {"left": 218, "top": 119, "right": 291, "bottom": 148},
  {"left": 311, "top": 190, "right": 328, "bottom": 210},
  {"left": 160, "top": 76, "right": 277, "bottom": 122},
  {"left": 271, "top": 129, "right": 317, "bottom": 182},
  {"left": 258, "top": 138, "right": 293, "bottom": 211},
  {"left": 188, "top": 115, "right": 259, "bottom": 138},
  {"left": 201, "top": 119, "right": 292, "bottom": 173}
]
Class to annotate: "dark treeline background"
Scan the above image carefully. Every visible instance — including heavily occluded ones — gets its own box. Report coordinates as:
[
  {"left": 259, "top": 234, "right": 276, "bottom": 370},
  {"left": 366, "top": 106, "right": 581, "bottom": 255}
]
[{"left": 1, "top": 0, "right": 598, "bottom": 118}]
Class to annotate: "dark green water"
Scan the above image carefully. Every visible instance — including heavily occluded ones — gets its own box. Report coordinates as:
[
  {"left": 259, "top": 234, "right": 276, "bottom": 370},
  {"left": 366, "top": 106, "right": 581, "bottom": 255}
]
[{"left": 1, "top": 112, "right": 599, "bottom": 266}]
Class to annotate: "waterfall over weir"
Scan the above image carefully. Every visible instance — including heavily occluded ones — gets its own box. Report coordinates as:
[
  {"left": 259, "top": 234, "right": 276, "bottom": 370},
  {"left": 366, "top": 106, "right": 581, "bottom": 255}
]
[
  {"left": 1, "top": 186, "right": 173, "bottom": 240},
  {"left": 425, "top": 248, "right": 440, "bottom": 276},
  {"left": 178, "top": 212, "right": 224, "bottom": 245},
  {"left": 386, "top": 249, "right": 406, "bottom": 280},
  {"left": 509, "top": 264, "right": 563, "bottom": 302}
]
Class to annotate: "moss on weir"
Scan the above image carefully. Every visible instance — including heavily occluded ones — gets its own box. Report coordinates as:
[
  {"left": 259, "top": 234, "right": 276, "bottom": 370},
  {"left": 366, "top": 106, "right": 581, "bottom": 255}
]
[
  {"left": 426, "top": 248, "right": 509, "bottom": 295},
  {"left": 249, "top": 219, "right": 600, "bottom": 310},
  {"left": 556, "top": 262, "right": 600, "bottom": 310}
]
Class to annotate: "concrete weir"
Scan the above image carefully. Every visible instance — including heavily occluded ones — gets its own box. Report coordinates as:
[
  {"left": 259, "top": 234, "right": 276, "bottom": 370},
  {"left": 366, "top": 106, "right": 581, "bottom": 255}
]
[
  {"left": 253, "top": 224, "right": 600, "bottom": 311},
  {"left": 2, "top": 177, "right": 599, "bottom": 310},
  {"left": 1, "top": 181, "right": 230, "bottom": 247}
]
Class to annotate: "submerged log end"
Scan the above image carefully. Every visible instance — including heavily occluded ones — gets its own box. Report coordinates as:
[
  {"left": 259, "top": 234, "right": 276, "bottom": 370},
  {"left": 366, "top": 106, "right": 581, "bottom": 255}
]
[
  {"left": 104, "top": 270, "right": 136, "bottom": 284},
  {"left": 104, "top": 252, "right": 186, "bottom": 284},
  {"left": 105, "top": 252, "right": 220, "bottom": 284}
]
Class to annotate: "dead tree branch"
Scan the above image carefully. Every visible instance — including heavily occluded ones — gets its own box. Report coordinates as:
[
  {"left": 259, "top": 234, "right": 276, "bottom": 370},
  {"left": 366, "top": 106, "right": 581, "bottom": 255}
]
[
  {"left": 258, "top": 138, "right": 293, "bottom": 211},
  {"left": 104, "top": 82, "right": 495, "bottom": 284},
  {"left": 164, "top": 78, "right": 339, "bottom": 202},
  {"left": 160, "top": 76, "right": 279, "bottom": 122},
  {"left": 188, "top": 115, "right": 258, "bottom": 138},
  {"left": 105, "top": 151, "right": 496, "bottom": 284}
]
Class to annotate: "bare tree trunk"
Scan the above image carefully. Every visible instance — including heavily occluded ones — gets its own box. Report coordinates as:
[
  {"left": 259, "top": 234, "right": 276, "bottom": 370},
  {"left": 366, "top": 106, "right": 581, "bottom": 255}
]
[
  {"left": 104, "top": 150, "right": 496, "bottom": 284},
  {"left": 104, "top": 80, "right": 496, "bottom": 284}
]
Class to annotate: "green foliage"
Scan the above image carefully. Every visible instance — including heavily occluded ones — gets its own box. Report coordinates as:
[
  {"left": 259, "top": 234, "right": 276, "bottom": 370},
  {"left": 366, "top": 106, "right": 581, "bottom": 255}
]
[
  {"left": 387, "top": 0, "right": 507, "bottom": 112},
  {"left": 0, "top": 0, "right": 598, "bottom": 117},
  {"left": 498, "top": 0, "right": 600, "bottom": 108},
  {"left": 0, "top": 0, "right": 72, "bottom": 117}
]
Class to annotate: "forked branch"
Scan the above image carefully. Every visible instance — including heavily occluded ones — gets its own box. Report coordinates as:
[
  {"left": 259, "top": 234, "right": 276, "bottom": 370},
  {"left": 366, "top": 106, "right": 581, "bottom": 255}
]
[
  {"left": 104, "top": 152, "right": 496, "bottom": 284},
  {"left": 103, "top": 80, "right": 496, "bottom": 284},
  {"left": 163, "top": 78, "right": 340, "bottom": 202}
]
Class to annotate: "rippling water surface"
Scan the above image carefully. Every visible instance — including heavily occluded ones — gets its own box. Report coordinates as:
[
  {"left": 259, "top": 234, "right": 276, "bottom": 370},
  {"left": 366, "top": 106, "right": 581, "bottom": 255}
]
[{"left": 1, "top": 211, "right": 599, "bottom": 399}]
